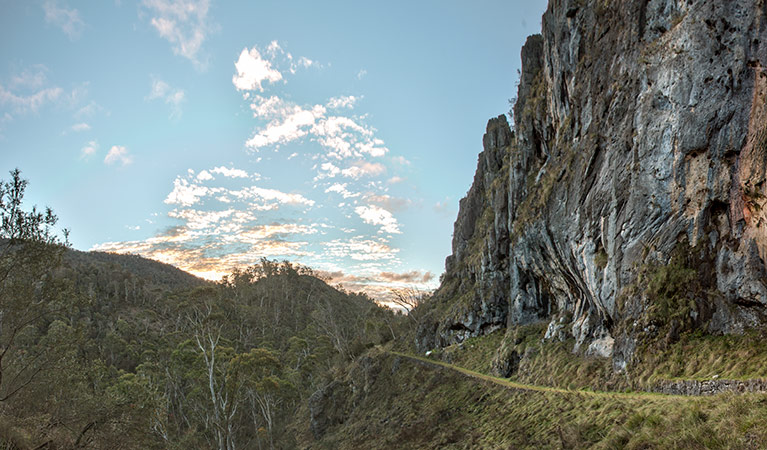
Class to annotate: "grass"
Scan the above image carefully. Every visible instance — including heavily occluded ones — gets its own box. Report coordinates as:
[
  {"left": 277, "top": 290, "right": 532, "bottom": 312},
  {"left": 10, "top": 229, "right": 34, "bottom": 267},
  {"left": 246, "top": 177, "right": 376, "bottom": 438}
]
[
  {"left": 633, "top": 330, "right": 767, "bottom": 383},
  {"left": 425, "top": 321, "right": 767, "bottom": 393},
  {"left": 303, "top": 349, "right": 767, "bottom": 449}
]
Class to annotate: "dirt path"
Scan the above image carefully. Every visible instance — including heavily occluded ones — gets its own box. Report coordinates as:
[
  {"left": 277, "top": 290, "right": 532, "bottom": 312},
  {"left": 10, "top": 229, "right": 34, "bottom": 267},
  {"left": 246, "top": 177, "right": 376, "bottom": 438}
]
[{"left": 388, "top": 351, "right": 693, "bottom": 402}]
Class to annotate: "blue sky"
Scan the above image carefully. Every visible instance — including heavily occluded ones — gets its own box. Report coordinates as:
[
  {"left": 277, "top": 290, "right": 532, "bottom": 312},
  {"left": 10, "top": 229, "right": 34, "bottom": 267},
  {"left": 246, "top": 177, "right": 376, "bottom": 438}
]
[{"left": 0, "top": 0, "right": 547, "bottom": 298}]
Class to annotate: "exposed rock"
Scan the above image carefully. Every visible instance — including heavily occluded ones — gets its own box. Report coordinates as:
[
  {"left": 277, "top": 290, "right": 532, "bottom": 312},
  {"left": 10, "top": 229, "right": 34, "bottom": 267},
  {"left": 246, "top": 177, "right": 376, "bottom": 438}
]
[
  {"left": 308, "top": 381, "right": 350, "bottom": 439},
  {"left": 418, "top": 0, "right": 767, "bottom": 369},
  {"left": 653, "top": 378, "right": 767, "bottom": 396}
]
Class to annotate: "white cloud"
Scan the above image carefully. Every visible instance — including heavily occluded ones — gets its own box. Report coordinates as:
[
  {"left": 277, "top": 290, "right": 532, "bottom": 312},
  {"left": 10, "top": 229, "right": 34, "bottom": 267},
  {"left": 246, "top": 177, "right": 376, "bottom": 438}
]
[
  {"left": 211, "top": 166, "right": 249, "bottom": 178},
  {"left": 232, "top": 47, "right": 283, "bottom": 91},
  {"left": 43, "top": 1, "right": 84, "bottom": 39},
  {"left": 230, "top": 186, "right": 315, "bottom": 207},
  {"left": 165, "top": 177, "right": 212, "bottom": 206},
  {"left": 104, "top": 145, "right": 133, "bottom": 166},
  {"left": 0, "top": 84, "right": 63, "bottom": 114},
  {"left": 356, "top": 69, "right": 367, "bottom": 80},
  {"left": 355, "top": 205, "right": 401, "bottom": 234},
  {"left": 196, "top": 170, "right": 213, "bottom": 181},
  {"left": 392, "top": 155, "right": 410, "bottom": 165},
  {"left": 75, "top": 101, "right": 106, "bottom": 119},
  {"left": 327, "top": 96, "right": 358, "bottom": 110},
  {"left": 9, "top": 66, "right": 48, "bottom": 90},
  {"left": 341, "top": 161, "right": 386, "bottom": 179},
  {"left": 147, "top": 78, "right": 185, "bottom": 118},
  {"left": 246, "top": 104, "right": 324, "bottom": 150},
  {"left": 324, "top": 237, "right": 399, "bottom": 261},
  {"left": 81, "top": 140, "right": 98, "bottom": 158},
  {"left": 297, "top": 56, "right": 315, "bottom": 68},
  {"left": 71, "top": 122, "right": 90, "bottom": 132},
  {"left": 245, "top": 94, "right": 388, "bottom": 161},
  {"left": 325, "top": 182, "right": 360, "bottom": 199},
  {"left": 142, "top": 0, "right": 211, "bottom": 67}
]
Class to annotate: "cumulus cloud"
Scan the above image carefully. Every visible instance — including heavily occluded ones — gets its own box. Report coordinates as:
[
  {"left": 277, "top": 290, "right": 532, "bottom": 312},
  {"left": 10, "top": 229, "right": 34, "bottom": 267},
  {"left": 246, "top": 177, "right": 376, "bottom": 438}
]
[
  {"left": 327, "top": 95, "right": 357, "bottom": 109},
  {"left": 325, "top": 183, "right": 360, "bottom": 199},
  {"left": 232, "top": 47, "right": 283, "bottom": 91},
  {"left": 196, "top": 170, "right": 213, "bottom": 181},
  {"left": 164, "top": 177, "right": 212, "bottom": 206},
  {"left": 43, "top": 1, "right": 84, "bottom": 39},
  {"left": 104, "top": 145, "right": 132, "bottom": 166},
  {"left": 243, "top": 86, "right": 387, "bottom": 161},
  {"left": 92, "top": 173, "right": 317, "bottom": 282},
  {"left": 142, "top": 0, "right": 211, "bottom": 67},
  {"left": 211, "top": 166, "right": 249, "bottom": 178},
  {"left": 164, "top": 171, "right": 313, "bottom": 210},
  {"left": 354, "top": 205, "right": 401, "bottom": 234}
]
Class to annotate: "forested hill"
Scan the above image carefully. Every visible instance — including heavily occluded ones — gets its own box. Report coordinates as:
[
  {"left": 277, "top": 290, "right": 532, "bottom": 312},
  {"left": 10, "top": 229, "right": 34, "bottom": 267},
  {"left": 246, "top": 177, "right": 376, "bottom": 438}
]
[
  {"left": 62, "top": 247, "right": 208, "bottom": 297},
  {"left": 1, "top": 239, "right": 401, "bottom": 449}
]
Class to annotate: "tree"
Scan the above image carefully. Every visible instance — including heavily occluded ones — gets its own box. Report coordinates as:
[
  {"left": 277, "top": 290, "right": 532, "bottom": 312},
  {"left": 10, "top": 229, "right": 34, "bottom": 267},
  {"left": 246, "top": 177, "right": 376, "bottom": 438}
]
[
  {"left": 0, "top": 168, "right": 68, "bottom": 401},
  {"left": 390, "top": 287, "right": 427, "bottom": 324}
]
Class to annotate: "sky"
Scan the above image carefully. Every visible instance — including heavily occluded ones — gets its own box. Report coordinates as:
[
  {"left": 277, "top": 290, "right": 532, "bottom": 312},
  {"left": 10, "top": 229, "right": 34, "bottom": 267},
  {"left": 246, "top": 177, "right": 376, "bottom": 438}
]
[{"left": 0, "top": 0, "right": 548, "bottom": 300}]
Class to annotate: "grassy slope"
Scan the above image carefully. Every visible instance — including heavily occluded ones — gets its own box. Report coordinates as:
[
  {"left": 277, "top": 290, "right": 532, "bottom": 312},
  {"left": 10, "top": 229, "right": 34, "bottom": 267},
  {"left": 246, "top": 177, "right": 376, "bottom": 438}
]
[{"left": 307, "top": 348, "right": 767, "bottom": 449}]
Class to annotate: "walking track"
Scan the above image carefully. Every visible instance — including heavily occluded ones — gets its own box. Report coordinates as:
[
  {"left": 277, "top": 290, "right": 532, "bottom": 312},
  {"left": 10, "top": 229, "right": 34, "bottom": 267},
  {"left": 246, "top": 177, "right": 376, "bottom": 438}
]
[{"left": 388, "top": 351, "right": 693, "bottom": 402}]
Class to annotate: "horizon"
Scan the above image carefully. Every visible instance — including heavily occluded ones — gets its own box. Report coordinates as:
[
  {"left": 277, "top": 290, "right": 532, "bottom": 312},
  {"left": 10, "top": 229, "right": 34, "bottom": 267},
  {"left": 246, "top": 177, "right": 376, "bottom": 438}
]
[{"left": 0, "top": 0, "right": 548, "bottom": 299}]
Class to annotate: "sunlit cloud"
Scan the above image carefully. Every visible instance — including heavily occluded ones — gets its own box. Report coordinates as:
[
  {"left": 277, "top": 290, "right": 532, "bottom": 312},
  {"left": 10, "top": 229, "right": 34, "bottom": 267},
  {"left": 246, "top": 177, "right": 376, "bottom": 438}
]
[
  {"left": 164, "top": 176, "right": 214, "bottom": 206},
  {"left": 325, "top": 183, "right": 360, "bottom": 199},
  {"left": 104, "top": 145, "right": 132, "bottom": 166},
  {"left": 43, "top": 0, "right": 84, "bottom": 40},
  {"left": 210, "top": 166, "right": 250, "bottom": 178},
  {"left": 341, "top": 161, "right": 386, "bottom": 179},
  {"left": 324, "top": 236, "right": 399, "bottom": 261},
  {"left": 232, "top": 47, "right": 283, "bottom": 91},
  {"left": 354, "top": 205, "right": 401, "bottom": 234},
  {"left": 90, "top": 42, "right": 430, "bottom": 299},
  {"left": 142, "top": 0, "right": 212, "bottom": 67},
  {"left": 327, "top": 95, "right": 358, "bottom": 109}
]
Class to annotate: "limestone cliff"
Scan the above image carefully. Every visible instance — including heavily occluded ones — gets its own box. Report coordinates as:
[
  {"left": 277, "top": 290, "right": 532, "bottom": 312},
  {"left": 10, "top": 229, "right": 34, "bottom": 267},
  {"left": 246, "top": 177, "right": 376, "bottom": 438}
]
[{"left": 419, "top": 0, "right": 767, "bottom": 370}]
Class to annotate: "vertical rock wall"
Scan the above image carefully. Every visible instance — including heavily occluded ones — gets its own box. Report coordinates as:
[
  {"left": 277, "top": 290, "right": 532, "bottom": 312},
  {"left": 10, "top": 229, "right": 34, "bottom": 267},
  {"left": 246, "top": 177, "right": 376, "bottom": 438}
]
[{"left": 419, "top": 0, "right": 767, "bottom": 368}]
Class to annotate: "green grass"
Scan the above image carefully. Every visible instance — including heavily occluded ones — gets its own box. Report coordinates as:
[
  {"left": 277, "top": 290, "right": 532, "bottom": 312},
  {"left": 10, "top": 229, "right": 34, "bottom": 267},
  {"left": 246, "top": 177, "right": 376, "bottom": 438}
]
[{"left": 303, "top": 349, "right": 767, "bottom": 449}]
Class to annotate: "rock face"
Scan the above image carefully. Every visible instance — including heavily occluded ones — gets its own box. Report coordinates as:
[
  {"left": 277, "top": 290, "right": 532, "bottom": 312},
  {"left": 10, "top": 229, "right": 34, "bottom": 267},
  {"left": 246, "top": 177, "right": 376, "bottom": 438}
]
[{"left": 419, "top": 0, "right": 767, "bottom": 369}]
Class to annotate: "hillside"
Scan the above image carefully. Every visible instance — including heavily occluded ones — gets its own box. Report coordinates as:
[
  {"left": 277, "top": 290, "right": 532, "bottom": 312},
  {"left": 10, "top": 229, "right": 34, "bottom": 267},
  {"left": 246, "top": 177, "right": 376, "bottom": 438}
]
[{"left": 0, "top": 237, "right": 400, "bottom": 449}]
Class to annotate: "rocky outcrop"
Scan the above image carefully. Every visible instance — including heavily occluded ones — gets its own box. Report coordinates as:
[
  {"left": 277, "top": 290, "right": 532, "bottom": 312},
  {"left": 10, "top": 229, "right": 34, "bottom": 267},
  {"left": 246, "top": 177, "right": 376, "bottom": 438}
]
[
  {"left": 653, "top": 378, "right": 767, "bottom": 396},
  {"left": 419, "top": 0, "right": 767, "bottom": 369}
]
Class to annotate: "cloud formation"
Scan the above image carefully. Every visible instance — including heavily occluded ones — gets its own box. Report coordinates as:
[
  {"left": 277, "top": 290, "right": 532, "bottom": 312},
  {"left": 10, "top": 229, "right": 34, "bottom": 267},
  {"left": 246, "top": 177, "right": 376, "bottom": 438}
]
[
  {"left": 232, "top": 47, "right": 283, "bottom": 91},
  {"left": 71, "top": 122, "right": 90, "bottom": 132},
  {"left": 354, "top": 205, "right": 401, "bottom": 234},
  {"left": 81, "top": 140, "right": 98, "bottom": 158},
  {"left": 104, "top": 145, "right": 132, "bottom": 166},
  {"left": 147, "top": 78, "right": 185, "bottom": 118},
  {"left": 92, "top": 42, "right": 432, "bottom": 299},
  {"left": 142, "top": 0, "right": 211, "bottom": 67},
  {"left": 43, "top": 1, "right": 84, "bottom": 39}
]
